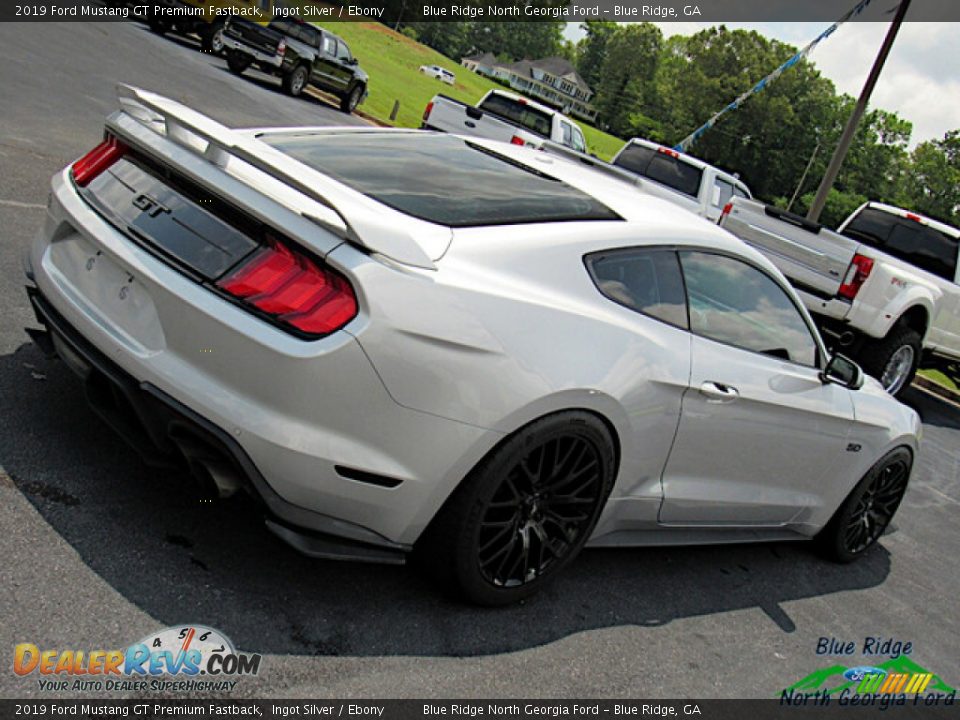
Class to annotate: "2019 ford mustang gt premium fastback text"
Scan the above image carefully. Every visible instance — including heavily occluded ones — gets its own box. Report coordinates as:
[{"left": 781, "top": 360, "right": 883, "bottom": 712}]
[{"left": 23, "top": 87, "right": 921, "bottom": 605}]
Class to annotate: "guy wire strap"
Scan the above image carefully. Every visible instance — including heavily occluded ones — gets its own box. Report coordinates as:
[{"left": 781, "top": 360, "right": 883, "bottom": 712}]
[{"left": 673, "top": 0, "right": 874, "bottom": 153}]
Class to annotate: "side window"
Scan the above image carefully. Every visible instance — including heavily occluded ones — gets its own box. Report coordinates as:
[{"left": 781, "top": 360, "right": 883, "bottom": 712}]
[
  {"left": 734, "top": 184, "right": 750, "bottom": 199},
  {"left": 560, "top": 122, "right": 572, "bottom": 147},
  {"left": 711, "top": 178, "right": 735, "bottom": 209},
  {"left": 336, "top": 41, "right": 352, "bottom": 62},
  {"left": 322, "top": 36, "right": 337, "bottom": 56},
  {"left": 572, "top": 128, "right": 586, "bottom": 154},
  {"left": 679, "top": 251, "right": 818, "bottom": 367},
  {"left": 586, "top": 248, "right": 688, "bottom": 329}
]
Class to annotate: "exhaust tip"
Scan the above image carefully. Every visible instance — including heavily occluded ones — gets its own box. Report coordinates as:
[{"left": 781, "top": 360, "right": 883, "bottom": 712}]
[{"left": 187, "top": 458, "right": 242, "bottom": 499}]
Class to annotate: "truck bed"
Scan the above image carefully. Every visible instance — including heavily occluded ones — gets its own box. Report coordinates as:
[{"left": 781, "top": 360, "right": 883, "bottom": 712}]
[{"left": 721, "top": 198, "right": 858, "bottom": 299}]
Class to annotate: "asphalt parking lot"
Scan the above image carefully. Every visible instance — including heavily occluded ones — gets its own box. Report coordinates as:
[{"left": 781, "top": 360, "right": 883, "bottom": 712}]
[{"left": 1, "top": 21, "right": 958, "bottom": 699}]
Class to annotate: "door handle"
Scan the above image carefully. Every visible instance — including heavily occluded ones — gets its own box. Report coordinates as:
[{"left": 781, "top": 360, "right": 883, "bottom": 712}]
[{"left": 699, "top": 381, "right": 740, "bottom": 403}]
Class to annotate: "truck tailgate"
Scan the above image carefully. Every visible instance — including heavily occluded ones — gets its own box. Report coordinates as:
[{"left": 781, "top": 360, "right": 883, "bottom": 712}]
[
  {"left": 721, "top": 198, "right": 858, "bottom": 297},
  {"left": 225, "top": 19, "right": 280, "bottom": 55},
  {"left": 425, "top": 96, "right": 515, "bottom": 143}
]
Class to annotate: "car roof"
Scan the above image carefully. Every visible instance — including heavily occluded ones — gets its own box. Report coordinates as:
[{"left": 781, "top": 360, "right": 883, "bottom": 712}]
[{"left": 460, "top": 137, "right": 777, "bottom": 263}]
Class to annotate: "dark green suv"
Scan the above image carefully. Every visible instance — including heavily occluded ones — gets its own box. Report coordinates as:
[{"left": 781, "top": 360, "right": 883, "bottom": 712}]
[{"left": 222, "top": 18, "right": 368, "bottom": 114}]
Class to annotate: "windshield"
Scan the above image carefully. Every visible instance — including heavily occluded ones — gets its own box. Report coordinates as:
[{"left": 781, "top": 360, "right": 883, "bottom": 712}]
[{"left": 262, "top": 132, "right": 621, "bottom": 227}]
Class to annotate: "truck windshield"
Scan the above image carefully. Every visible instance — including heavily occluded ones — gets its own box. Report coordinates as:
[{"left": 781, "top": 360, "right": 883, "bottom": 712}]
[
  {"left": 842, "top": 207, "right": 959, "bottom": 282},
  {"left": 478, "top": 95, "right": 552, "bottom": 138},
  {"left": 613, "top": 144, "right": 703, "bottom": 198}
]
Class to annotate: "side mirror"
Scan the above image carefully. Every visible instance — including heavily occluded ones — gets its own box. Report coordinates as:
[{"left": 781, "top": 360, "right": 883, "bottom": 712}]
[
  {"left": 820, "top": 353, "right": 864, "bottom": 390},
  {"left": 347, "top": 58, "right": 358, "bottom": 66}
]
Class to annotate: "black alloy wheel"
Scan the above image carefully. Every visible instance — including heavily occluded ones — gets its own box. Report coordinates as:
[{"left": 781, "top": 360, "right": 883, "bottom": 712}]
[
  {"left": 843, "top": 454, "right": 910, "bottom": 554},
  {"left": 419, "top": 411, "right": 616, "bottom": 605},
  {"left": 817, "top": 447, "right": 912, "bottom": 562},
  {"left": 477, "top": 434, "right": 604, "bottom": 587}
]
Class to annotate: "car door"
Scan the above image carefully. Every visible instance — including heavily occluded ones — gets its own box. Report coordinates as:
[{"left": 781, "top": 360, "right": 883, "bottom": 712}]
[
  {"left": 314, "top": 33, "right": 340, "bottom": 89},
  {"left": 330, "top": 38, "right": 356, "bottom": 92},
  {"left": 585, "top": 247, "right": 692, "bottom": 529},
  {"left": 659, "top": 250, "right": 856, "bottom": 526}
]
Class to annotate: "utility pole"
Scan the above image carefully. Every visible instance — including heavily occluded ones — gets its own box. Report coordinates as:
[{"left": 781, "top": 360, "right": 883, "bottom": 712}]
[{"left": 806, "top": 0, "right": 912, "bottom": 223}]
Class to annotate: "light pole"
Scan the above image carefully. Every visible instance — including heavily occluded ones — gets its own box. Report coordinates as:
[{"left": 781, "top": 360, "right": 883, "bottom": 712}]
[{"left": 806, "top": 0, "right": 912, "bottom": 223}]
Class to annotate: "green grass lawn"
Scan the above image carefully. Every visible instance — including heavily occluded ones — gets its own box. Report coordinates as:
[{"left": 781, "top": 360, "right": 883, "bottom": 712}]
[
  {"left": 311, "top": 21, "right": 625, "bottom": 160},
  {"left": 918, "top": 368, "right": 960, "bottom": 393}
]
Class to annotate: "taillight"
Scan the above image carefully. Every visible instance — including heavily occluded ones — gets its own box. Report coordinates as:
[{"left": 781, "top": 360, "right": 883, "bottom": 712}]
[
  {"left": 217, "top": 239, "right": 357, "bottom": 337},
  {"left": 277, "top": 38, "right": 286, "bottom": 57},
  {"left": 72, "top": 136, "right": 128, "bottom": 187},
  {"left": 721, "top": 201, "right": 733, "bottom": 217},
  {"left": 510, "top": 135, "right": 525, "bottom": 146},
  {"left": 838, "top": 253, "right": 874, "bottom": 301},
  {"left": 422, "top": 101, "right": 434, "bottom": 123},
  {"left": 905, "top": 212, "right": 922, "bottom": 223}
]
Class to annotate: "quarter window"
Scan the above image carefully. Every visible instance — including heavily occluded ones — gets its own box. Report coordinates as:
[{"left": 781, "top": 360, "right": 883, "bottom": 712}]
[
  {"left": 571, "top": 128, "right": 586, "bottom": 154},
  {"left": 587, "top": 249, "right": 688, "bottom": 329},
  {"left": 679, "top": 251, "right": 818, "bottom": 367}
]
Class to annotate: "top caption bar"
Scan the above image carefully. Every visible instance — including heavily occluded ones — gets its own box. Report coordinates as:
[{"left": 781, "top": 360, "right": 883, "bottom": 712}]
[{"left": 3, "top": 0, "right": 959, "bottom": 22}]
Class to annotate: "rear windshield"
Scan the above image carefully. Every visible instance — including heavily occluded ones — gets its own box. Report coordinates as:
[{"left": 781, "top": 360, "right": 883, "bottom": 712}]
[
  {"left": 613, "top": 144, "right": 703, "bottom": 198},
  {"left": 478, "top": 95, "right": 552, "bottom": 138},
  {"left": 842, "top": 207, "right": 959, "bottom": 281},
  {"left": 261, "top": 132, "right": 621, "bottom": 227}
]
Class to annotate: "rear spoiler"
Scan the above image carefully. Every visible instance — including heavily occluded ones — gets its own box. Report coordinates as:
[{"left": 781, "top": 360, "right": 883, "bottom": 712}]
[{"left": 115, "top": 85, "right": 437, "bottom": 269}]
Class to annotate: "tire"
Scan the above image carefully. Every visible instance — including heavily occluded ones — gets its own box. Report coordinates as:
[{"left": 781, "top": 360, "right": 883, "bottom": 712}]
[
  {"left": 147, "top": 17, "right": 169, "bottom": 35},
  {"left": 857, "top": 324, "right": 921, "bottom": 397},
  {"left": 282, "top": 65, "right": 309, "bottom": 97},
  {"left": 201, "top": 22, "right": 225, "bottom": 54},
  {"left": 226, "top": 51, "right": 252, "bottom": 76},
  {"left": 417, "top": 411, "right": 616, "bottom": 606},
  {"left": 340, "top": 84, "right": 363, "bottom": 114},
  {"left": 816, "top": 447, "right": 912, "bottom": 563}
]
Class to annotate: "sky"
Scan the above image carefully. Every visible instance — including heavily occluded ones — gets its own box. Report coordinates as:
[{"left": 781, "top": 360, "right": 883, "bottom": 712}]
[{"left": 565, "top": 22, "right": 960, "bottom": 147}]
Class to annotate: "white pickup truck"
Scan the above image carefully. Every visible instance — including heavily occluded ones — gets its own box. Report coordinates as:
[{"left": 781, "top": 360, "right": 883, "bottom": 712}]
[
  {"left": 540, "top": 137, "right": 752, "bottom": 223},
  {"left": 421, "top": 89, "right": 588, "bottom": 152},
  {"left": 609, "top": 139, "right": 752, "bottom": 222},
  {"left": 720, "top": 198, "right": 960, "bottom": 396}
]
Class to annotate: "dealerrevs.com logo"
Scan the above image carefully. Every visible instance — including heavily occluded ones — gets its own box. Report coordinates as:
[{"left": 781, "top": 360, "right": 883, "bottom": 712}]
[{"left": 13, "top": 625, "right": 261, "bottom": 693}]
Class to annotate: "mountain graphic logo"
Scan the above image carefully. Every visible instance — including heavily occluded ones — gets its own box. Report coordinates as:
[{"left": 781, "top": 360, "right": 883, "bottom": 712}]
[{"left": 782, "top": 656, "right": 955, "bottom": 697}]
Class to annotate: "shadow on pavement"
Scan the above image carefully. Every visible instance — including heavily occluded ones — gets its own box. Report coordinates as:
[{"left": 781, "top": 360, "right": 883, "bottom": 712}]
[
  {"left": 901, "top": 386, "right": 960, "bottom": 431},
  {"left": 1, "top": 341, "right": 894, "bottom": 657}
]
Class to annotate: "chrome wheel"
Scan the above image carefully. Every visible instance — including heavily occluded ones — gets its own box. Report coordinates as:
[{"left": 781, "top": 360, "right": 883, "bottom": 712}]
[
  {"left": 477, "top": 435, "right": 603, "bottom": 588},
  {"left": 347, "top": 87, "right": 361, "bottom": 112},
  {"left": 881, "top": 345, "right": 915, "bottom": 395},
  {"left": 843, "top": 455, "right": 909, "bottom": 554},
  {"left": 210, "top": 27, "right": 225, "bottom": 54}
]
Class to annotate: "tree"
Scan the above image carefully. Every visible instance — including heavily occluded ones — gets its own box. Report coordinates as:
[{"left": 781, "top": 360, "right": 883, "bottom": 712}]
[
  {"left": 576, "top": 20, "right": 617, "bottom": 91},
  {"left": 593, "top": 24, "right": 662, "bottom": 137},
  {"left": 898, "top": 131, "right": 960, "bottom": 225}
]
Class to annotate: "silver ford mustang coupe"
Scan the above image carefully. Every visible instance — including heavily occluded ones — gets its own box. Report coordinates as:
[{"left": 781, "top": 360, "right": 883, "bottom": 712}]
[{"left": 24, "top": 87, "right": 920, "bottom": 605}]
